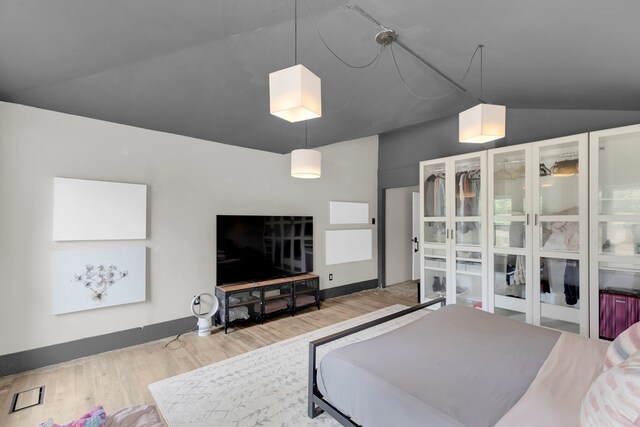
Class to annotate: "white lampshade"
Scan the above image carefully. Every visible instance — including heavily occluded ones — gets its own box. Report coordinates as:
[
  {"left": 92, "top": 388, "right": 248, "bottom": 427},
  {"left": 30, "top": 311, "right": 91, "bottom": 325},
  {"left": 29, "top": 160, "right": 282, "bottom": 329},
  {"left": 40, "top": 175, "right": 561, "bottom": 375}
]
[
  {"left": 291, "top": 149, "right": 321, "bottom": 179},
  {"left": 459, "top": 103, "right": 506, "bottom": 143},
  {"left": 270, "top": 64, "right": 322, "bottom": 123}
]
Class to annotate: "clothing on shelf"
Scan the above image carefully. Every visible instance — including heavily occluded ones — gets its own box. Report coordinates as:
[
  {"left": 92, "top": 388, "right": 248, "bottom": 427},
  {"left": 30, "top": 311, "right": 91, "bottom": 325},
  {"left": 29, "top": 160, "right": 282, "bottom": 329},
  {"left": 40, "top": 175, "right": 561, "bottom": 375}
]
[
  {"left": 544, "top": 221, "right": 579, "bottom": 252},
  {"left": 494, "top": 163, "right": 526, "bottom": 180}
]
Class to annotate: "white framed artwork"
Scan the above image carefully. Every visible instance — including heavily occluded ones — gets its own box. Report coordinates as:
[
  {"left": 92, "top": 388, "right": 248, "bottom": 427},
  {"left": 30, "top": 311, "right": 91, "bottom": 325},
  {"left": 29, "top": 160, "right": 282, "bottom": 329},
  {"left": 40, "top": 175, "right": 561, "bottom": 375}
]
[
  {"left": 326, "top": 229, "right": 372, "bottom": 265},
  {"left": 53, "top": 247, "right": 147, "bottom": 315},
  {"left": 53, "top": 177, "right": 147, "bottom": 241},
  {"left": 329, "top": 201, "right": 369, "bottom": 225}
]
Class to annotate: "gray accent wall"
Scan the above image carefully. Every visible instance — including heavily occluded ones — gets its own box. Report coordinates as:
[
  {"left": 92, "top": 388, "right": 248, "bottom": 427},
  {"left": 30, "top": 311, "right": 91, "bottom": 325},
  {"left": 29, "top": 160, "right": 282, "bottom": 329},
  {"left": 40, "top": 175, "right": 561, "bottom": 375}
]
[
  {"left": 378, "top": 108, "right": 640, "bottom": 285},
  {"left": 0, "top": 101, "right": 379, "bottom": 359}
]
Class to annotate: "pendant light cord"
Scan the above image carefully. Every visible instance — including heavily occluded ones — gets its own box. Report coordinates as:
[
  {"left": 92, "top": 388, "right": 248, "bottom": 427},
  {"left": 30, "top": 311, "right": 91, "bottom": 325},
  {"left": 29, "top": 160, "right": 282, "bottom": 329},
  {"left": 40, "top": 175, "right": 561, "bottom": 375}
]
[
  {"left": 390, "top": 44, "right": 455, "bottom": 100},
  {"left": 390, "top": 43, "right": 484, "bottom": 101},
  {"left": 305, "top": 121, "right": 308, "bottom": 149},
  {"left": 479, "top": 44, "right": 484, "bottom": 102},
  {"left": 302, "top": 0, "right": 383, "bottom": 69},
  {"left": 325, "top": 44, "right": 385, "bottom": 113},
  {"left": 294, "top": 0, "right": 298, "bottom": 65}
]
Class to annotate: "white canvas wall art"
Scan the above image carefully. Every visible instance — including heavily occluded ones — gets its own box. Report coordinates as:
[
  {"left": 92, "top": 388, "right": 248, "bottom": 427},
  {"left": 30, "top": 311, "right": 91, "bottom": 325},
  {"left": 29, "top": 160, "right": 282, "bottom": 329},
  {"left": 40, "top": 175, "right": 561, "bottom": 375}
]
[
  {"left": 53, "top": 177, "right": 147, "bottom": 241},
  {"left": 329, "top": 201, "right": 369, "bottom": 224},
  {"left": 326, "top": 229, "right": 372, "bottom": 265},
  {"left": 53, "top": 247, "right": 147, "bottom": 314}
]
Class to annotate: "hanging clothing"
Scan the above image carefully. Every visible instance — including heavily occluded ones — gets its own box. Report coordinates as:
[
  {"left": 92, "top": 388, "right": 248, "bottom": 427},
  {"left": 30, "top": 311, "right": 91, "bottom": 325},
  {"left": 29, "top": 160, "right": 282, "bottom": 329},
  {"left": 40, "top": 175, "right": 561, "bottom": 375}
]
[
  {"left": 564, "top": 260, "right": 579, "bottom": 305},
  {"left": 513, "top": 255, "right": 526, "bottom": 285},
  {"left": 456, "top": 169, "right": 481, "bottom": 233},
  {"left": 424, "top": 174, "right": 435, "bottom": 216},
  {"left": 424, "top": 173, "right": 445, "bottom": 217},
  {"left": 458, "top": 172, "right": 467, "bottom": 217},
  {"left": 435, "top": 175, "right": 445, "bottom": 216}
]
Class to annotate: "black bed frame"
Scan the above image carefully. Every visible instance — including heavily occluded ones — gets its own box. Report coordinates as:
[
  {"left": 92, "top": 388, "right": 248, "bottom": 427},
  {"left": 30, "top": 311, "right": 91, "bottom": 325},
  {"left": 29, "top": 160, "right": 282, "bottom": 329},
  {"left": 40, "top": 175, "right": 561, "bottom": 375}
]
[{"left": 308, "top": 297, "right": 446, "bottom": 426}]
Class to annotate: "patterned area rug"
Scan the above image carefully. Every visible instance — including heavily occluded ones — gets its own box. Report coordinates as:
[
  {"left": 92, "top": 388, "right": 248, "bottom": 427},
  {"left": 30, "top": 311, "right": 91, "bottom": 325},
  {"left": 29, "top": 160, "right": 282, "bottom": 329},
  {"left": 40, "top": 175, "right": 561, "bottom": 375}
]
[{"left": 149, "top": 304, "right": 429, "bottom": 427}]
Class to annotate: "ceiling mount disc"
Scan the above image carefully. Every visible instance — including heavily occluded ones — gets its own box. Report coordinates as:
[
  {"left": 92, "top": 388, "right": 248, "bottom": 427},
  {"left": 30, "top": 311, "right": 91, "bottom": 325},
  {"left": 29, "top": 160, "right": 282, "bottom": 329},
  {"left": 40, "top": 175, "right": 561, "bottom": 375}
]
[{"left": 375, "top": 29, "right": 398, "bottom": 45}]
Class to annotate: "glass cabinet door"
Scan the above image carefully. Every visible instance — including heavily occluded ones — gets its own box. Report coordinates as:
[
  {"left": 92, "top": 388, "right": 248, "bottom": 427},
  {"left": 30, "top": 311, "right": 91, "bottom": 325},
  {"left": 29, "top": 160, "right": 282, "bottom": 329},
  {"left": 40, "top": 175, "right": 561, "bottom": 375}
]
[
  {"left": 590, "top": 125, "right": 640, "bottom": 339},
  {"left": 533, "top": 135, "right": 588, "bottom": 335},
  {"left": 452, "top": 155, "right": 486, "bottom": 308},
  {"left": 422, "top": 161, "right": 447, "bottom": 242},
  {"left": 420, "top": 160, "right": 449, "bottom": 303},
  {"left": 489, "top": 147, "right": 531, "bottom": 322}
]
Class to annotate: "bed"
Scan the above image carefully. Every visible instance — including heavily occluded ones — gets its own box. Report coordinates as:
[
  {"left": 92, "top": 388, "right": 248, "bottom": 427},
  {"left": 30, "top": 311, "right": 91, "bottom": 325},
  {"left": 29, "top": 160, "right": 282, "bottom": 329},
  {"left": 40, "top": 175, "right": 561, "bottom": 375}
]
[{"left": 308, "top": 300, "right": 609, "bottom": 427}]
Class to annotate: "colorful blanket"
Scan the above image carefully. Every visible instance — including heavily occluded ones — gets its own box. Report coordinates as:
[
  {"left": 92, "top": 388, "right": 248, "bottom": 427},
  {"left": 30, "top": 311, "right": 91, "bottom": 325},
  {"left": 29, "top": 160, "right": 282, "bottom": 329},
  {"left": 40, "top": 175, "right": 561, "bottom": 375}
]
[{"left": 39, "top": 406, "right": 106, "bottom": 427}]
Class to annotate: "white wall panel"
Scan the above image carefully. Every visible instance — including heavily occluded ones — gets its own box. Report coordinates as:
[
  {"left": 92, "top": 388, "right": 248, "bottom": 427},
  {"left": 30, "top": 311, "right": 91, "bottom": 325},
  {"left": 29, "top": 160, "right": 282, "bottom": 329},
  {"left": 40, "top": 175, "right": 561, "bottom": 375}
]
[
  {"left": 53, "top": 178, "right": 147, "bottom": 241},
  {"left": 326, "top": 229, "right": 372, "bottom": 265},
  {"left": 329, "top": 201, "right": 369, "bottom": 224}
]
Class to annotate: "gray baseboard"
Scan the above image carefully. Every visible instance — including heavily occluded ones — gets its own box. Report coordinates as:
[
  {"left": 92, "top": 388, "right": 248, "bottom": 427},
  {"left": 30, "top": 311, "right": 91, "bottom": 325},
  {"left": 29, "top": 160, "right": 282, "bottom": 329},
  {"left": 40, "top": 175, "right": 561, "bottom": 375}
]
[
  {"left": 319, "top": 278, "right": 379, "bottom": 300},
  {"left": 1, "top": 278, "right": 379, "bottom": 376},
  {"left": 0, "top": 316, "right": 195, "bottom": 377}
]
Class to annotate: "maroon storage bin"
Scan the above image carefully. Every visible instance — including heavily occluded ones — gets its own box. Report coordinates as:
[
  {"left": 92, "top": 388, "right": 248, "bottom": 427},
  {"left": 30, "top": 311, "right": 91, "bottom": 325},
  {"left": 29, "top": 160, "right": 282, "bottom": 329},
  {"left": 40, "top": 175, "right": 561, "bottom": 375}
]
[{"left": 600, "top": 287, "right": 640, "bottom": 340}]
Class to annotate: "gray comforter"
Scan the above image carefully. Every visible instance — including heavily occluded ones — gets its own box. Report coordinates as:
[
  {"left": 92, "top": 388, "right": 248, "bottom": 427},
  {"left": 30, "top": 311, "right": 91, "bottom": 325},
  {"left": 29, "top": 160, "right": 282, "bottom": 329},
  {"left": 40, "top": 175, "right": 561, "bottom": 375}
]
[{"left": 317, "top": 305, "right": 560, "bottom": 427}]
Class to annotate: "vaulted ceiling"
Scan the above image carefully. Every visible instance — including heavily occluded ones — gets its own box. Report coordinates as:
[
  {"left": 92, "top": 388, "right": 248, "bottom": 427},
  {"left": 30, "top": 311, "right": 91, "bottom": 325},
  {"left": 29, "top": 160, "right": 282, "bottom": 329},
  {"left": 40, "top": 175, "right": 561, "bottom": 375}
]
[{"left": 1, "top": 0, "right": 639, "bottom": 153}]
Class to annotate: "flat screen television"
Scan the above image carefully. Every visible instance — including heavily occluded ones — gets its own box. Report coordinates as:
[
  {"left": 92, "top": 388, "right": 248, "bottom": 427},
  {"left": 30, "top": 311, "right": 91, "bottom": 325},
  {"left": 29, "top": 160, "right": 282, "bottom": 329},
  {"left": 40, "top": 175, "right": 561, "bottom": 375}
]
[{"left": 216, "top": 215, "right": 313, "bottom": 285}]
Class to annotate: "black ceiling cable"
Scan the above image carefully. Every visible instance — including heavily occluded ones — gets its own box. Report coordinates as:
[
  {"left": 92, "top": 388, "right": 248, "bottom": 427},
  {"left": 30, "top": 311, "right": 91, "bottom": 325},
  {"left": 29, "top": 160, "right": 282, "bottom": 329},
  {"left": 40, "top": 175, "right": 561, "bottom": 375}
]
[
  {"left": 460, "top": 45, "right": 482, "bottom": 87},
  {"left": 302, "top": 0, "right": 383, "bottom": 69},
  {"left": 325, "top": 44, "right": 386, "bottom": 113},
  {"left": 479, "top": 44, "right": 484, "bottom": 102},
  {"left": 390, "top": 43, "right": 454, "bottom": 100},
  {"left": 390, "top": 43, "right": 483, "bottom": 101},
  {"left": 300, "top": 0, "right": 484, "bottom": 105}
]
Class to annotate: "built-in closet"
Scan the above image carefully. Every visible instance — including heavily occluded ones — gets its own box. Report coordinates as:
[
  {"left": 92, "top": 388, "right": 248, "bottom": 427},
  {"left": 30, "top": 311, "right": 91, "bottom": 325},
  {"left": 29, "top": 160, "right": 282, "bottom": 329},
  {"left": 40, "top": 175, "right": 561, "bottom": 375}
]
[
  {"left": 420, "top": 132, "right": 600, "bottom": 337},
  {"left": 419, "top": 152, "right": 488, "bottom": 309},
  {"left": 488, "top": 134, "right": 589, "bottom": 336},
  {"left": 589, "top": 124, "right": 640, "bottom": 340}
]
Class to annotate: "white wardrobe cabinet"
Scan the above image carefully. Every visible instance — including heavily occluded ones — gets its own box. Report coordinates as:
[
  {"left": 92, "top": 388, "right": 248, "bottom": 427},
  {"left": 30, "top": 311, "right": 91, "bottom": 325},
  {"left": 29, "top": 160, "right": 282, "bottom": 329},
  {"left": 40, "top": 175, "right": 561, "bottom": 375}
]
[
  {"left": 418, "top": 124, "right": 640, "bottom": 338},
  {"left": 589, "top": 124, "right": 640, "bottom": 340},
  {"left": 487, "top": 144, "right": 533, "bottom": 323},
  {"left": 488, "top": 134, "right": 590, "bottom": 336},
  {"left": 419, "top": 152, "right": 488, "bottom": 309}
]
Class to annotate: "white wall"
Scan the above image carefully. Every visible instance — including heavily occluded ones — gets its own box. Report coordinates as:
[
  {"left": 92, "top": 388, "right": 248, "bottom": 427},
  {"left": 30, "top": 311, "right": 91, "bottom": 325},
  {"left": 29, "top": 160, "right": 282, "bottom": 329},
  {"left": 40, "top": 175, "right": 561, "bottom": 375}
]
[
  {"left": 385, "top": 186, "right": 418, "bottom": 286},
  {"left": 0, "top": 102, "right": 378, "bottom": 355}
]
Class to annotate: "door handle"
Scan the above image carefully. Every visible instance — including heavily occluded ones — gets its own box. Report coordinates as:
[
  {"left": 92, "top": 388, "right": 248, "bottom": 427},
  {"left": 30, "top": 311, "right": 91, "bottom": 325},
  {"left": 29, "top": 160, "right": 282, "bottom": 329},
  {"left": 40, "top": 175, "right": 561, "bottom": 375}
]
[
  {"left": 534, "top": 214, "right": 538, "bottom": 226},
  {"left": 412, "top": 237, "right": 419, "bottom": 252},
  {"left": 526, "top": 214, "right": 530, "bottom": 226}
]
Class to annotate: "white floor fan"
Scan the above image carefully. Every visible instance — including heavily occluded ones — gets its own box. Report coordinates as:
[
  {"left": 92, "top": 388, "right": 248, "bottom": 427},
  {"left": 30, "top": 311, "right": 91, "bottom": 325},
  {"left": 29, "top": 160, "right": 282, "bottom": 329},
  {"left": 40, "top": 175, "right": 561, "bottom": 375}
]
[{"left": 191, "top": 293, "right": 219, "bottom": 336}]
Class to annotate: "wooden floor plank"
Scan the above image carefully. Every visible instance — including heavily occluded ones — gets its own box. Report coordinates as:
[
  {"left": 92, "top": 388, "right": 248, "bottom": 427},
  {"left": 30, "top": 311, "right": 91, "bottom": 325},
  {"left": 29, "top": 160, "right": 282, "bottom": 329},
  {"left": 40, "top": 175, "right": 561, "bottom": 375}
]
[{"left": 0, "top": 282, "right": 417, "bottom": 426}]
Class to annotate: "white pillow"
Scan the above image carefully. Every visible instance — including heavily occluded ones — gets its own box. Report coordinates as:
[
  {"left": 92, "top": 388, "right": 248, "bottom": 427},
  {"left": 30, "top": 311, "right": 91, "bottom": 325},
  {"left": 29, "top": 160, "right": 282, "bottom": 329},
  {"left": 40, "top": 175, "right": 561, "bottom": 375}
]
[
  {"left": 604, "top": 321, "right": 640, "bottom": 371},
  {"left": 581, "top": 350, "right": 640, "bottom": 426}
]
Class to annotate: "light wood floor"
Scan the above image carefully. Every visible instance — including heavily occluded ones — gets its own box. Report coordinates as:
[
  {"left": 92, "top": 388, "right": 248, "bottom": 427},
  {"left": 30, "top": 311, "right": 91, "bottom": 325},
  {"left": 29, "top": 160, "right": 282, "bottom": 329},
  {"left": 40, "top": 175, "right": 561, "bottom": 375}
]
[{"left": 0, "top": 282, "right": 418, "bottom": 426}]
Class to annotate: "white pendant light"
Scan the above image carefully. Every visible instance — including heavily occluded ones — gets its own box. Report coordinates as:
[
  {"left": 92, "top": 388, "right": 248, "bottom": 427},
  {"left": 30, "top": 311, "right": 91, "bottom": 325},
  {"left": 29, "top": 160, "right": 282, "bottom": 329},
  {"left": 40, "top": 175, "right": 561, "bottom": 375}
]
[
  {"left": 270, "top": 0, "right": 321, "bottom": 123},
  {"left": 291, "top": 149, "right": 321, "bottom": 179},
  {"left": 459, "top": 45, "right": 505, "bottom": 143},
  {"left": 459, "top": 103, "right": 506, "bottom": 143},
  {"left": 270, "top": 64, "right": 321, "bottom": 122},
  {"left": 291, "top": 122, "right": 321, "bottom": 178}
]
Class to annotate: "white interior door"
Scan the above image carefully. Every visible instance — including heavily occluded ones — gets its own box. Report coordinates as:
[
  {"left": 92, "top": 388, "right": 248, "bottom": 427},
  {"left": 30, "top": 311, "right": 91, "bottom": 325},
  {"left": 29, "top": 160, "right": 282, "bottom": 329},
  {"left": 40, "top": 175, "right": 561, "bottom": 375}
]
[{"left": 412, "top": 191, "right": 420, "bottom": 280}]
